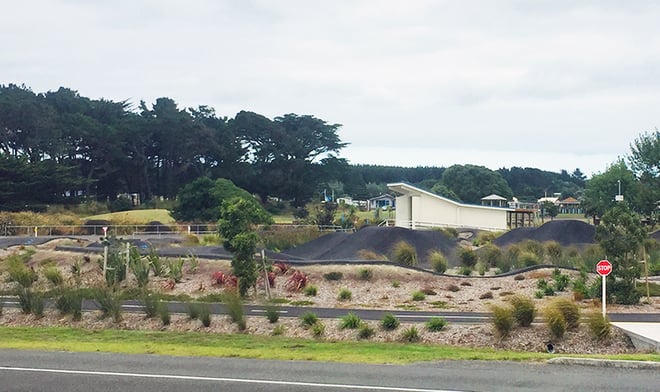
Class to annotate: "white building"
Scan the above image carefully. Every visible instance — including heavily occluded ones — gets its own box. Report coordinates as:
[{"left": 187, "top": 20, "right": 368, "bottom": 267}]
[{"left": 387, "top": 183, "right": 512, "bottom": 231}]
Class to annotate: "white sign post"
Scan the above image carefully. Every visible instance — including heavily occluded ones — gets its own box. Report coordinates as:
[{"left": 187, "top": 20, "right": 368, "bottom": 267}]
[{"left": 596, "top": 259, "right": 612, "bottom": 317}]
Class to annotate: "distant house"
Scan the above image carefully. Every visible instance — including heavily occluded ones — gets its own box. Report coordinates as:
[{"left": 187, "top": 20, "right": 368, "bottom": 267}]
[
  {"left": 367, "top": 194, "right": 396, "bottom": 211},
  {"left": 481, "top": 194, "right": 509, "bottom": 208},
  {"left": 558, "top": 197, "right": 582, "bottom": 214},
  {"left": 387, "top": 183, "right": 512, "bottom": 231}
]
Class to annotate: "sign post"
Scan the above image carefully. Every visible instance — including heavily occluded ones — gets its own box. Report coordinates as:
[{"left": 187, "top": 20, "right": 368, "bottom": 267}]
[{"left": 596, "top": 259, "right": 612, "bottom": 317}]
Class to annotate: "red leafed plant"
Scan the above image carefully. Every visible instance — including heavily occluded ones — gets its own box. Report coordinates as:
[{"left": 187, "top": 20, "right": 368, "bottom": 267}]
[
  {"left": 211, "top": 271, "right": 237, "bottom": 287},
  {"left": 162, "top": 279, "right": 176, "bottom": 290},
  {"left": 285, "top": 270, "right": 308, "bottom": 291},
  {"left": 267, "top": 271, "right": 276, "bottom": 288},
  {"left": 273, "top": 262, "right": 289, "bottom": 275}
]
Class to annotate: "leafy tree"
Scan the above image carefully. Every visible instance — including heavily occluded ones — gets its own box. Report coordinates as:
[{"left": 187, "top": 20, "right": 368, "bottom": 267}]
[
  {"left": 627, "top": 130, "right": 660, "bottom": 224},
  {"left": 171, "top": 177, "right": 254, "bottom": 222},
  {"left": 218, "top": 197, "right": 272, "bottom": 296},
  {"left": 581, "top": 160, "right": 637, "bottom": 221},
  {"left": 430, "top": 182, "right": 461, "bottom": 201},
  {"left": 442, "top": 164, "right": 513, "bottom": 204},
  {"left": 595, "top": 202, "right": 646, "bottom": 304},
  {"left": 541, "top": 201, "right": 558, "bottom": 221}
]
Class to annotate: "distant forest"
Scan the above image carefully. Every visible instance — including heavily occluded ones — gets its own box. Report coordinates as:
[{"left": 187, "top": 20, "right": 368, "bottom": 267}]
[{"left": 0, "top": 84, "right": 587, "bottom": 211}]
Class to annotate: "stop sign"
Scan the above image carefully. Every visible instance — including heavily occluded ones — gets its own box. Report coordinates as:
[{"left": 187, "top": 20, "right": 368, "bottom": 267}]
[{"left": 596, "top": 260, "right": 612, "bottom": 276}]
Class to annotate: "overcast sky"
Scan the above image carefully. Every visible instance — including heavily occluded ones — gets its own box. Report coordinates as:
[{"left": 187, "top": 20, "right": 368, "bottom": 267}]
[{"left": 2, "top": 1, "right": 659, "bottom": 176}]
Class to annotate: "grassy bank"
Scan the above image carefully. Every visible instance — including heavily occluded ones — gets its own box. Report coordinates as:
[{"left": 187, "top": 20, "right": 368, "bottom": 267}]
[{"left": 0, "top": 326, "right": 658, "bottom": 364}]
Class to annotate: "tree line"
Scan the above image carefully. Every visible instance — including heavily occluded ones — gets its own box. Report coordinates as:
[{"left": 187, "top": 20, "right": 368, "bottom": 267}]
[{"left": 4, "top": 83, "right": 652, "bottom": 216}]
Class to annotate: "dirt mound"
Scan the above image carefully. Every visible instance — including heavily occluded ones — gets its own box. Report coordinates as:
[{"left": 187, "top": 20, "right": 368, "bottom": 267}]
[
  {"left": 281, "top": 226, "right": 458, "bottom": 267},
  {"left": 494, "top": 220, "right": 595, "bottom": 247}
]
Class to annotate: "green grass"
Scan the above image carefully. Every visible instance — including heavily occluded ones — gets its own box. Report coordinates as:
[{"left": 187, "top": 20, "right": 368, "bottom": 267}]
[
  {"left": 3, "top": 326, "right": 656, "bottom": 363},
  {"left": 84, "top": 209, "right": 174, "bottom": 224}
]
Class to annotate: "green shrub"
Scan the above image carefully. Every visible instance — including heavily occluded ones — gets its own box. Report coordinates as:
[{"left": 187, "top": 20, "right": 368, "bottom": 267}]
[
  {"left": 510, "top": 294, "right": 536, "bottom": 327},
  {"left": 391, "top": 280, "right": 400, "bottom": 288},
  {"left": 158, "top": 301, "right": 171, "bottom": 326},
  {"left": 544, "top": 307, "right": 566, "bottom": 339},
  {"left": 457, "top": 247, "right": 477, "bottom": 268},
  {"left": 545, "top": 241, "right": 563, "bottom": 264},
  {"left": 146, "top": 247, "right": 166, "bottom": 277},
  {"left": 551, "top": 269, "right": 570, "bottom": 292},
  {"left": 130, "top": 257, "right": 151, "bottom": 289},
  {"left": 476, "top": 262, "right": 487, "bottom": 276},
  {"left": 358, "top": 268, "right": 373, "bottom": 281},
  {"left": 44, "top": 266, "right": 64, "bottom": 287},
  {"left": 391, "top": 241, "right": 418, "bottom": 267},
  {"left": 480, "top": 243, "right": 503, "bottom": 267},
  {"left": 31, "top": 293, "right": 45, "bottom": 318},
  {"left": 543, "top": 286, "right": 555, "bottom": 296},
  {"left": 142, "top": 292, "right": 159, "bottom": 319},
  {"left": 225, "top": 291, "right": 245, "bottom": 329},
  {"left": 411, "top": 291, "right": 426, "bottom": 301},
  {"left": 94, "top": 287, "right": 122, "bottom": 322},
  {"left": 300, "top": 311, "right": 319, "bottom": 328},
  {"left": 550, "top": 298, "right": 580, "bottom": 329},
  {"left": 357, "top": 323, "right": 375, "bottom": 339},
  {"left": 16, "top": 287, "right": 33, "bottom": 314},
  {"left": 381, "top": 313, "right": 400, "bottom": 330},
  {"left": 167, "top": 259, "right": 184, "bottom": 283},
  {"left": 272, "top": 325, "right": 286, "bottom": 336},
  {"left": 521, "top": 239, "right": 544, "bottom": 259},
  {"left": 518, "top": 251, "right": 540, "bottom": 267},
  {"left": 400, "top": 326, "right": 420, "bottom": 343},
  {"left": 265, "top": 305, "right": 280, "bottom": 323},
  {"left": 8, "top": 254, "right": 38, "bottom": 288},
  {"left": 534, "top": 290, "right": 544, "bottom": 299},
  {"left": 340, "top": 312, "right": 362, "bottom": 329},
  {"left": 587, "top": 312, "right": 611, "bottom": 341},
  {"left": 323, "top": 271, "right": 343, "bottom": 281},
  {"left": 428, "top": 250, "right": 448, "bottom": 273},
  {"left": 490, "top": 304, "right": 514, "bottom": 338},
  {"left": 537, "top": 279, "right": 548, "bottom": 290},
  {"left": 311, "top": 321, "right": 325, "bottom": 337},
  {"left": 188, "top": 302, "right": 202, "bottom": 320},
  {"left": 425, "top": 317, "right": 447, "bottom": 332},
  {"left": 56, "top": 289, "right": 82, "bottom": 320},
  {"left": 459, "top": 266, "right": 472, "bottom": 276},
  {"left": 338, "top": 288, "right": 352, "bottom": 301},
  {"left": 199, "top": 304, "right": 211, "bottom": 327},
  {"left": 503, "top": 245, "right": 521, "bottom": 271}
]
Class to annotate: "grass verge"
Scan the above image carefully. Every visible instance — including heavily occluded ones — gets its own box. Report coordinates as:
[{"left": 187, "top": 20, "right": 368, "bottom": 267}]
[{"left": 0, "top": 326, "right": 658, "bottom": 364}]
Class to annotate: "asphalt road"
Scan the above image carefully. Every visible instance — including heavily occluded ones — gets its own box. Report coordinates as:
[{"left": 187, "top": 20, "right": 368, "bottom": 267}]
[{"left": 1, "top": 349, "right": 658, "bottom": 392}]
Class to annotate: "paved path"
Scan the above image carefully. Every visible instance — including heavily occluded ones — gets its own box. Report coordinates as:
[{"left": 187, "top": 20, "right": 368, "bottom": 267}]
[{"left": 612, "top": 322, "right": 660, "bottom": 352}]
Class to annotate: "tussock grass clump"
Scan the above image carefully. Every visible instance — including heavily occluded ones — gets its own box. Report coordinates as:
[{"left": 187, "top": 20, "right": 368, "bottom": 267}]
[
  {"left": 187, "top": 302, "right": 202, "bottom": 320},
  {"left": 425, "top": 317, "right": 447, "bottom": 332},
  {"left": 520, "top": 239, "right": 544, "bottom": 260},
  {"left": 357, "top": 323, "right": 375, "bottom": 339},
  {"left": 549, "top": 298, "right": 580, "bottom": 330},
  {"left": 457, "top": 247, "right": 477, "bottom": 268},
  {"left": 31, "top": 293, "right": 45, "bottom": 318},
  {"left": 518, "top": 251, "right": 540, "bottom": 267},
  {"left": 545, "top": 241, "right": 563, "bottom": 264},
  {"left": 323, "top": 271, "right": 343, "bottom": 281},
  {"left": 428, "top": 250, "right": 448, "bottom": 273},
  {"left": 544, "top": 307, "right": 566, "bottom": 339},
  {"left": 265, "top": 305, "right": 280, "bottom": 323},
  {"left": 490, "top": 304, "right": 514, "bottom": 338},
  {"left": 199, "top": 304, "right": 211, "bottom": 327},
  {"left": 56, "top": 288, "right": 83, "bottom": 321},
  {"left": 357, "top": 268, "right": 373, "bottom": 281},
  {"left": 587, "top": 312, "right": 611, "bottom": 341},
  {"left": 272, "top": 324, "right": 285, "bottom": 336},
  {"left": 391, "top": 241, "right": 418, "bottom": 267},
  {"left": 94, "top": 287, "right": 122, "bottom": 323},
  {"left": 340, "top": 312, "right": 362, "bottom": 329},
  {"left": 509, "top": 294, "right": 536, "bottom": 327},
  {"left": 299, "top": 311, "right": 319, "bottom": 328},
  {"left": 479, "top": 243, "right": 503, "bottom": 267},
  {"left": 311, "top": 321, "right": 325, "bottom": 337},
  {"left": 381, "top": 313, "right": 400, "bottom": 330},
  {"left": 225, "top": 291, "right": 246, "bottom": 331},
  {"left": 44, "top": 266, "right": 64, "bottom": 287},
  {"left": 400, "top": 326, "right": 421, "bottom": 343},
  {"left": 16, "top": 287, "right": 33, "bottom": 314},
  {"left": 158, "top": 301, "right": 170, "bottom": 326},
  {"left": 337, "top": 288, "right": 352, "bottom": 301},
  {"left": 411, "top": 291, "right": 426, "bottom": 301}
]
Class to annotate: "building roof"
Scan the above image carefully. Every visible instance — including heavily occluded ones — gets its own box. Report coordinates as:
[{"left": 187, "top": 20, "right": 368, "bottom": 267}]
[
  {"left": 387, "top": 182, "right": 514, "bottom": 211},
  {"left": 481, "top": 194, "right": 508, "bottom": 201},
  {"left": 560, "top": 197, "right": 579, "bottom": 204}
]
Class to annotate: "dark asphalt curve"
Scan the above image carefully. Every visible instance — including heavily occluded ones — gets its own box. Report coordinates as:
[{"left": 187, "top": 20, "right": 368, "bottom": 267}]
[{"left": 1, "top": 349, "right": 659, "bottom": 392}]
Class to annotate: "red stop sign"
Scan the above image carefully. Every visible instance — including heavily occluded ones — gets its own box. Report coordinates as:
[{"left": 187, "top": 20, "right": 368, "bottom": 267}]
[{"left": 596, "top": 260, "right": 612, "bottom": 276}]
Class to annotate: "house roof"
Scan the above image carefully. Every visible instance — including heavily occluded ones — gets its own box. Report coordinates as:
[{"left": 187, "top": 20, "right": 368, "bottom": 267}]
[
  {"left": 367, "top": 194, "right": 394, "bottom": 202},
  {"left": 387, "top": 182, "right": 514, "bottom": 211},
  {"left": 481, "top": 194, "right": 508, "bottom": 201},
  {"left": 560, "top": 197, "right": 579, "bottom": 204}
]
